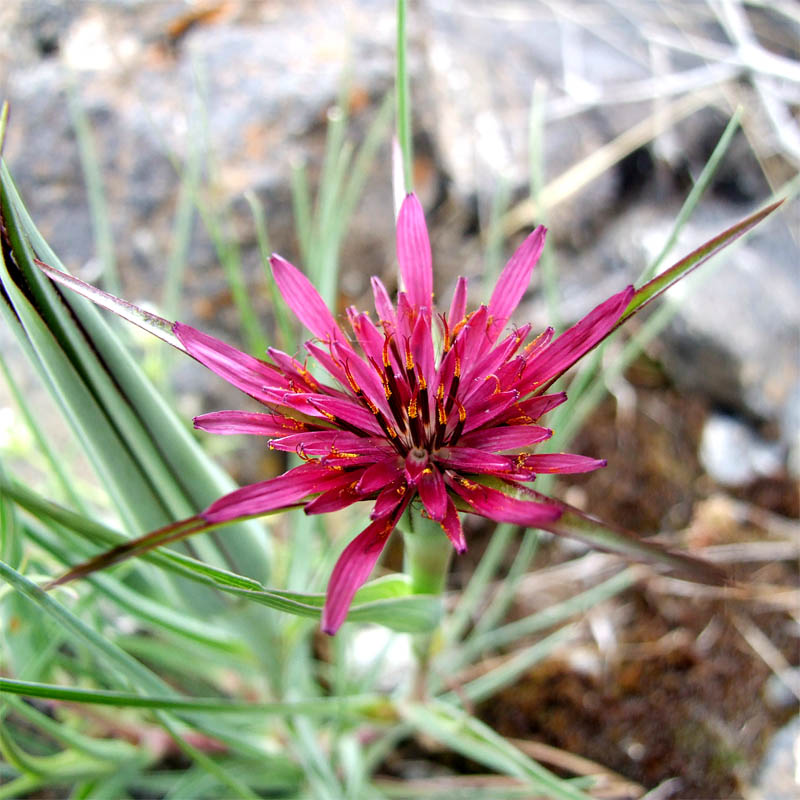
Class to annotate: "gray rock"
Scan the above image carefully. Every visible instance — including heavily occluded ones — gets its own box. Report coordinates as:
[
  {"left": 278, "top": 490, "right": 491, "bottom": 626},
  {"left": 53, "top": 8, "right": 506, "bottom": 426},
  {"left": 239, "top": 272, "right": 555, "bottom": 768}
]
[
  {"left": 699, "top": 413, "right": 784, "bottom": 487},
  {"left": 752, "top": 715, "right": 800, "bottom": 800},
  {"left": 655, "top": 207, "right": 799, "bottom": 433}
]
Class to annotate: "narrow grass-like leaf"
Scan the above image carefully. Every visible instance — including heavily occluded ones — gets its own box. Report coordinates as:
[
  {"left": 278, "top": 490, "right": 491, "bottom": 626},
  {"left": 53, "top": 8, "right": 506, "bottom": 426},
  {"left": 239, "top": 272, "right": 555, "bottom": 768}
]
[
  {"left": 22, "top": 520, "right": 245, "bottom": 653},
  {"left": 473, "top": 477, "right": 726, "bottom": 585},
  {"left": 0, "top": 560, "right": 281, "bottom": 799},
  {"left": 470, "top": 528, "right": 540, "bottom": 640},
  {"left": 396, "top": 0, "right": 413, "bottom": 192},
  {"left": 622, "top": 199, "right": 783, "bottom": 321},
  {"left": 163, "top": 100, "right": 203, "bottom": 320},
  {"left": 0, "top": 102, "right": 8, "bottom": 151},
  {"left": 0, "top": 249, "right": 171, "bottom": 533},
  {"left": 3, "top": 476, "right": 437, "bottom": 630},
  {"left": 637, "top": 108, "right": 742, "bottom": 284},
  {"left": 3, "top": 694, "right": 142, "bottom": 763},
  {"left": 290, "top": 158, "right": 314, "bottom": 267},
  {"left": 464, "top": 568, "right": 636, "bottom": 660},
  {"left": 66, "top": 79, "right": 119, "bottom": 295},
  {"left": 454, "top": 625, "right": 578, "bottom": 704},
  {"left": 538, "top": 199, "right": 783, "bottom": 392},
  {"left": 243, "top": 189, "right": 293, "bottom": 349},
  {"left": 0, "top": 677, "right": 389, "bottom": 718},
  {"left": 401, "top": 700, "right": 591, "bottom": 800},
  {"left": 5, "top": 167, "right": 271, "bottom": 575},
  {"left": 528, "top": 81, "right": 561, "bottom": 331},
  {"left": 445, "top": 523, "right": 515, "bottom": 644},
  {"left": 0, "top": 351, "right": 86, "bottom": 512},
  {"left": 33, "top": 259, "right": 181, "bottom": 348},
  {"left": 205, "top": 209, "right": 267, "bottom": 356}
]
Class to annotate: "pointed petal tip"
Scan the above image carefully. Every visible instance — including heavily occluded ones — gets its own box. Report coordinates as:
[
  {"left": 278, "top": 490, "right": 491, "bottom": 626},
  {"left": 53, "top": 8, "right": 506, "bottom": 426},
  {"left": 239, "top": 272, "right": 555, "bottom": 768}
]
[
  {"left": 321, "top": 621, "right": 338, "bottom": 636},
  {"left": 397, "top": 192, "right": 434, "bottom": 309}
]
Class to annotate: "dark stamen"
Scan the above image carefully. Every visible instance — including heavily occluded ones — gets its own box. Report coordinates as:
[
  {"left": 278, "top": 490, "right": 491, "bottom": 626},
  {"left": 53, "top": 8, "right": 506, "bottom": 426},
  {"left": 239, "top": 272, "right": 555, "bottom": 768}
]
[
  {"left": 449, "top": 399, "right": 467, "bottom": 445},
  {"left": 444, "top": 354, "right": 461, "bottom": 415},
  {"left": 404, "top": 339, "right": 417, "bottom": 393}
]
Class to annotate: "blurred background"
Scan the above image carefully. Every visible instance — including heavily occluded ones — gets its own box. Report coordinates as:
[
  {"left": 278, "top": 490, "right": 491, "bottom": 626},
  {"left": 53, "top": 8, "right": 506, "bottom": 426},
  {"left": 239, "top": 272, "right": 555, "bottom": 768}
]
[{"left": 0, "top": 1, "right": 798, "bottom": 797}]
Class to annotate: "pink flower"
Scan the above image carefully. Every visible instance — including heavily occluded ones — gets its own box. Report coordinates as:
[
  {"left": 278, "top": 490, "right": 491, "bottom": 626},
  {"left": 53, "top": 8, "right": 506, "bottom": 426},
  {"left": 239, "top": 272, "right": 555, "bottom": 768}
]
[{"left": 174, "top": 194, "right": 633, "bottom": 633}]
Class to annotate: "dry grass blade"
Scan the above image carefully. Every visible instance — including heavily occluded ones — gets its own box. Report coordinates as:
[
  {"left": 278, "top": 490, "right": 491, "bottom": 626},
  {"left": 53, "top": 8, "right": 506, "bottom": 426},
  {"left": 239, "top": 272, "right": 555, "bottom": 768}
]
[
  {"left": 509, "top": 738, "right": 646, "bottom": 799},
  {"left": 503, "top": 86, "right": 720, "bottom": 234},
  {"left": 45, "top": 515, "right": 207, "bottom": 589},
  {"left": 731, "top": 612, "right": 800, "bottom": 703}
]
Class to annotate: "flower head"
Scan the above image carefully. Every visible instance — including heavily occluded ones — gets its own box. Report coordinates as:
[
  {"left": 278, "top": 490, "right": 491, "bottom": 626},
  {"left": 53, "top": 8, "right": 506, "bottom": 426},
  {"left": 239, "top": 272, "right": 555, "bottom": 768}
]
[{"left": 175, "top": 194, "right": 633, "bottom": 633}]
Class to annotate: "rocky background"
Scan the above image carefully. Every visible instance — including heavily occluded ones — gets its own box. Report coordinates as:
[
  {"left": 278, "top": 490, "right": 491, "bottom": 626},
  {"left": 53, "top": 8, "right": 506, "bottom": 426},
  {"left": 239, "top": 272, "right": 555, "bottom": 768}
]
[{"left": 0, "top": 1, "right": 798, "bottom": 797}]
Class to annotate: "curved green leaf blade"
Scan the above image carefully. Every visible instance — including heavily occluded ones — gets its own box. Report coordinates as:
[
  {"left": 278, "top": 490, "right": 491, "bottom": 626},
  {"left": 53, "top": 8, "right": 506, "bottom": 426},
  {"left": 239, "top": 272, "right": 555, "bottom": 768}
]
[
  {"left": 472, "top": 477, "right": 726, "bottom": 585},
  {"left": 621, "top": 199, "right": 783, "bottom": 322},
  {"left": 34, "top": 259, "right": 181, "bottom": 350},
  {"left": 0, "top": 677, "right": 389, "bottom": 718},
  {"left": 401, "top": 699, "right": 591, "bottom": 800}
]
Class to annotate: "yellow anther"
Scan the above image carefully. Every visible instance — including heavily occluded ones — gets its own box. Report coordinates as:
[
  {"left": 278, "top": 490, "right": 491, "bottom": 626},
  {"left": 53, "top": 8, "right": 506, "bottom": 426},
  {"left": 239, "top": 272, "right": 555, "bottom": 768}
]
[
  {"left": 484, "top": 373, "right": 501, "bottom": 394},
  {"left": 524, "top": 329, "right": 549, "bottom": 353}
]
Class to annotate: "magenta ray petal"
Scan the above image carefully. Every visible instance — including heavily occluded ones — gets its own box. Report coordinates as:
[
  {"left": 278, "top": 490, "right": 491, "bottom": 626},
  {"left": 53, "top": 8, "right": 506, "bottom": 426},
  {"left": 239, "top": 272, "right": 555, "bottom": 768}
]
[
  {"left": 330, "top": 340, "right": 393, "bottom": 420},
  {"left": 357, "top": 458, "right": 403, "bottom": 493},
  {"left": 269, "top": 430, "right": 390, "bottom": 456},
  {"left": 267, "top": 348, "right": 327, "bottom": 393},
  {"left": 446, "top": 475, "right": 562, "bottom": 526},
  {"left": 461, "top": 390, "right": 520, "bottom": 434},
  {"left": 203, "top": 463, "right": 346, "bottom": 523},
  {"left": 448, "top": 277, "right": 468, "bottom": 329},
  {"left": 270, "top": 254, "right": 347, "bottom": 344},
  {"left": 463, "top": 324, "right": 532, "bottom": 387},
  {"left": 292, "top": 394, "right": 384, "bottom": 435},
  {"left": 371, "top": 276, "right": 397, "bottom": 325},
  {"left": 487, "top": 226, "right": 546, "bottom": 340},
  {"left": 194, "top": 410, "right": 307, "bottom": 437},
  {"left": 396, "top": 194, "right": 434, "bottom": 312},
  {"left": 174, "top": 323, "right": 289, "bottom": 404},
  {"left": 458, "top": 425, "right": 552, "bottom": 451},
  {"left": 404, "top": 448, "right": 430, "bottom": 485},
  {"left": 522, "top": 453, "right": 607, "bottom": 473},
  {"left": 348, "top": 309, "right": 386, "bottom": 367},
  {"left": 321, "top": 511, "right": 399, "bottom": 635},
  {"left": 303, "top": 469, "right": 368, "bottom": 514},
  {"left": 410, "top": 312, "right": 436, "bottom": 387},
  {"left": 371, "top": 482, "right": 407, "bottom": 519},
  {"left": 418, "top": 466, "right": 447, "bottom": 521},
  {"left": 454, "top": 305, "right": 490, "bottom": 361},
  {"left": 435, "top": 446, "right": 515, "bottom": 474},
  {"left": 503, "top": 392, "right": 567, "bottom": 423},
  {"left": 440, "top": 496, "right": 466, "bottom": 553},
  {"left": 523, "top": 285, "right": 635, "bottom": 389}
]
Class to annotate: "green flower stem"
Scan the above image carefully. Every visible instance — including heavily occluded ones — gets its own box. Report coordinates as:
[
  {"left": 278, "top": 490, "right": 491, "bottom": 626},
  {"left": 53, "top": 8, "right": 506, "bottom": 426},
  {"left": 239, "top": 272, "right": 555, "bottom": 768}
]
[
  {"left": 398, "top": 505, "right": 453, "bottom": 698},
  {"left": 399, "top": 506, "right": 453, "bottom": 596}
]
